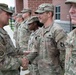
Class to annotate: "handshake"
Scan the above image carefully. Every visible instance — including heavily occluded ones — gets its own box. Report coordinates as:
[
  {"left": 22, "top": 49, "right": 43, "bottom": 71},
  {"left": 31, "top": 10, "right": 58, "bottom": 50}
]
[{"left": 21, "top": 51, "right": 31, "bottom": 70}]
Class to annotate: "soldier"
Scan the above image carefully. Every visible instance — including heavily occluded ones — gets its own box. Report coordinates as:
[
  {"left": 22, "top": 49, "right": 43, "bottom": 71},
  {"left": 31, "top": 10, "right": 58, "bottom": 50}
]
[
  {"left": 65, "top": 0, "right": 76, "bottom": 75},
  {"left": 12, "top": 13, "right": 18, "bottom": 34},
  {"left": 12, "top": 13, "right": 18, "bottom": 47},
  {"left": 24, "top": 3, "right": 67, "bottom": 75},
  {"left": 13, "top": 13, "right": 24, "bottom": 48},
  {"left": 0, "top": 3, "right": 28, "bottom": 75},
  {"left": 18, "top": 9, "right": 32, "bottom": 51},
  {"left": 21, "top": 9, "right": 32, "bottom": 21},
  {"left": 17, "top": 9, "right": 32, "bottom": 75},
  {"left": 12, "top": 13, "right": 17, "bottom": 21},
  {"left": 26, "top": 16, "right": 43, "bottom": 75}
]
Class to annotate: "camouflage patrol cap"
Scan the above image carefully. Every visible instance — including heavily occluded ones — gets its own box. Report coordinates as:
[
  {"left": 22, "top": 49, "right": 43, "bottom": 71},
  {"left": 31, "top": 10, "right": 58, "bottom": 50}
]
[
  {"left": 21, "top": 8, "right": 31, "bottom": 13},
  {"left": 65, "top": 0, "right": 76, "bottom": 4},
  {"left": 16, "top": 13, "right": 23, "bottom": 18},
  {"left": 26, "top": 16, "right": 39, "bottom": 25},
  {"left": 35, "top": 3, "right": 54, "bottom": 14},
  {"left": 0, "top": 3, "right": 13, "bottom": 15}
]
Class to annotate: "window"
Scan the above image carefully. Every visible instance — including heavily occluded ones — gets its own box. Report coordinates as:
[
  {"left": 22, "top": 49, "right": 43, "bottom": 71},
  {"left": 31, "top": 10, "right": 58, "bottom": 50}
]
[{"left": 55, "top": 6, "right": 60, "bottom": 20}]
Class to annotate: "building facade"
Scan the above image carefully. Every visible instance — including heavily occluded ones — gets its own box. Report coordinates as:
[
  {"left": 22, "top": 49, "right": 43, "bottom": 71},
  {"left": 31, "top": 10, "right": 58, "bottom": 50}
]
[
  {"left": 15, "top": 0, "right": 74, "bottom": 33},
  {"left": 52, "top": 0, "right": 71, "bottom": 33}
]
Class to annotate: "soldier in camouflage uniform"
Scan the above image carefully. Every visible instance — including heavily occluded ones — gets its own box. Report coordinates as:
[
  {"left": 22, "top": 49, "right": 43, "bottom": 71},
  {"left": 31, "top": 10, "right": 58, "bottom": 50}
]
[
  {"left": 18, "top": 9, "right": 32, "bottom": 51},
  {"left": 13, "top": 13, "right": 24, "bottom": 48},
  {"left": 65, "top": 0, "right": 76, "bottom": 75},
  {"left": 12, "top": 13, "right": 17, "bottom": 21},
  {"left": 24, "top": 3, "right": 67, "bottom": 75},
  {"left": 0, "top": 3, "right": 29, "bottom": 75},
  {"left": 17, "top": 9, "right": 32, "bottom": 75},
  {"left": 12, "top": 13, "right": 18, "bottom": 47},
  {"left": 12, "top": 13, "right": 18, "bottom": 39},
  {"left": 26, "top": 16, "right": 43, "bottom": 75}
]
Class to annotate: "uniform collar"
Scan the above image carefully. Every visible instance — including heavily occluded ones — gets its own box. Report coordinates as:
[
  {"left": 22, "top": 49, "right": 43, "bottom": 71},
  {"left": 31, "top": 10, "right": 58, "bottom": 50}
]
[
  {"left": 42, "top": 22, "right": 53, "bottom": 34},
  {"left": 0, "top": 28, "right": 7, "bottom": 34}
]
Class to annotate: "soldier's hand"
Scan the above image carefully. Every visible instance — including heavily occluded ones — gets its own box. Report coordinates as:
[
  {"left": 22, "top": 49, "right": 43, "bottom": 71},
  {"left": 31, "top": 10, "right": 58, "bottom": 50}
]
[{"left": 21, "top": 57, "right": 29, "bottom": 70}]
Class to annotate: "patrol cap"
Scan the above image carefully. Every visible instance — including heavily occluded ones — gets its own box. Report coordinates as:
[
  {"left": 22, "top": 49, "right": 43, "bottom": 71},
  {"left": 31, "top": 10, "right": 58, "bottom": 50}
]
[
  {"left": 35, "top": 3, "right": 54, "bottom": 14},
  {"left": 0, "top": 3, "right": 13, "bottom": 15},
  {"left": 16, "top": 13, "right": 23, "bottom": 18},
  {"left": 26, "top": 16, "right": 39, "bottom": 25},
  {"left": 65, "top": 0, "right": 76, "bottom": 4},
  {"left": 21, "top": 8, "right": 31, "bottom": 13}
]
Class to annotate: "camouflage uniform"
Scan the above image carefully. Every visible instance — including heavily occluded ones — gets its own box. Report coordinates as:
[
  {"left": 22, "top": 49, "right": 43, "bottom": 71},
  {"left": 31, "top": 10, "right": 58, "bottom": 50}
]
[
  {"left": 26, "top": 3, "right": 67, "bottom": 75},
  {"left": 28, "top": 31, "right": 40, "bottom": 75},
  {"left": 13, "top": 21, "right": 20, "bottom": 47},
  {"left": 18, "top": 9, "right": 31, "bottom": 51},
  {"left": 17, "top": 9, "right": 32, "bottom": 75},
  {"left": 65, "top": 29, "right": 76, "bottom": 75},
  {"left": 27, "top": 22, "right": 66, "bottom": 75},
  {"left": 13, "top": 13, "right": 23, "bottom": 49},
  {"left": 38, "top": 23, "right": 66, "bottom": 75},
  {"left": 0, "top": 4, "right": 24, "bottom": 75},
  {"left": 65, "top": 0, "right": 76, "bottom": 75},
  {"left": 19, "top": 19, "right": 31, "bottom": 51},
  {"left": 25, "top": 16, "right": 42, "bottom": 75},
  {"left": 17, "top": 23, "right": 22, "bottom": 47},
  {"left": 0, "top": 28, "right": 22, "bottom": 75}
]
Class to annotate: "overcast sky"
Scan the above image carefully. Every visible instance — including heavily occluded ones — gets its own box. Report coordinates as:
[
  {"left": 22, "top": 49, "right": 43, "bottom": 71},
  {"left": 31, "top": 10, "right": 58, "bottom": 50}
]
[{"left": 0, "top": 0, "right": 15, "bottom": 7}]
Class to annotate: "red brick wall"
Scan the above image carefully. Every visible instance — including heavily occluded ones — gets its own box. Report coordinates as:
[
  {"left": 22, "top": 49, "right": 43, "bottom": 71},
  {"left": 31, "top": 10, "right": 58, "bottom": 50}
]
[
  {"left": 23, "top": 0, "right": 28, "bottom": 8},
  {"left": 15, "top": 0, "right": 23, "bottom": 13},
  {"left": 28, "top": 0, "right": 52, "bottom": 15},
  {"left": 52, "top": 0, "right": 70, "bottom": 21}
]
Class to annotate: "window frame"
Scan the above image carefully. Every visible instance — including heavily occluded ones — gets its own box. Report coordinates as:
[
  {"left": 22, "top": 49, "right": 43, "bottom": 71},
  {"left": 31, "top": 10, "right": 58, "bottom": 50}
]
[{"left": 55, "top": 5, "right": 60, "bottom": 20}]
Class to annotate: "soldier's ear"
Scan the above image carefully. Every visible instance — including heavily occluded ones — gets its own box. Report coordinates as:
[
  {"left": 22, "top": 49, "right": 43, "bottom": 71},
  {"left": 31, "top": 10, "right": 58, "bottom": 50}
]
[{"left": 48, "top": 12, "right": 52, "bottom": 17}]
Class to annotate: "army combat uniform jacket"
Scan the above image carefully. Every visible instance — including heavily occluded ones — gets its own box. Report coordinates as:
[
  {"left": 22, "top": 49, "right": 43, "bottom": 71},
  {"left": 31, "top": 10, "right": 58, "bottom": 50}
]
[
  {"left": 27, "top": 22, "right": 66, "bottom": 75},
  {"left": 18, "top": 20, "right": 31, "bottom": 51},
  {"left": 13, "top": 21, "right": 21, "bottom": 48},
  {"left": 13, "top": 21, "right": 19, "bottom": 41},
  {"left": 28, "top": 31, "right": 40, "bottom": 75},
  {"left": 65, "top": 29, "right": 76, "bottom": 75},
  {"left": 0, "top": 28, "right": 22, "bottom": 75}
]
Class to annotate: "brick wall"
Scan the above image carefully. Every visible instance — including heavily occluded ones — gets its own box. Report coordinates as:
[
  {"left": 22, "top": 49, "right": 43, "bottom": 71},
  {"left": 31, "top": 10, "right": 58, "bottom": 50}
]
[
  {"left": 23, "top": 0, "right": 28, "bottom": 8},
  {"left": 15, "top": 0, "right": 23, "bottom": 13}
]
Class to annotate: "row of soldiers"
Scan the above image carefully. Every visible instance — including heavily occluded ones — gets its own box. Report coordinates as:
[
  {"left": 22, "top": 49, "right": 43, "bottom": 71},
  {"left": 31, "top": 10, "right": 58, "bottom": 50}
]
[
  {"left": 12, "top": 4, "right": 66, "bottom": 75},
  {"left": 0, "top": 0, "right": 76, "bottom": 75},
  {"left": 12, "top": 9, "right": 44, "bottom": 75}
]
